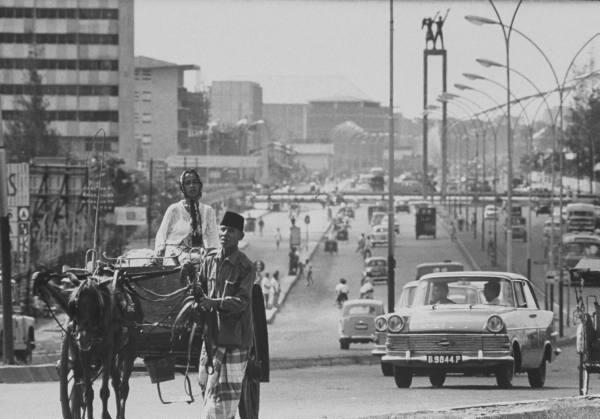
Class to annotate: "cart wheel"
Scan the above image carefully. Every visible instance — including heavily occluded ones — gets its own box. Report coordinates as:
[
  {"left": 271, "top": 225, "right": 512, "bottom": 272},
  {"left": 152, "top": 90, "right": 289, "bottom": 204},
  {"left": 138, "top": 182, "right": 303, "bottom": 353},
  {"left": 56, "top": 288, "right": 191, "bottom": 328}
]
[
  {"left": 527, "top": 358, "right": 547, "bottom": 388},
  {"left": 579, "top": 354, "right": 590, "bottom": 395},
  {"left": 60, "top": 329, "right": 85, "bottom": 419}
]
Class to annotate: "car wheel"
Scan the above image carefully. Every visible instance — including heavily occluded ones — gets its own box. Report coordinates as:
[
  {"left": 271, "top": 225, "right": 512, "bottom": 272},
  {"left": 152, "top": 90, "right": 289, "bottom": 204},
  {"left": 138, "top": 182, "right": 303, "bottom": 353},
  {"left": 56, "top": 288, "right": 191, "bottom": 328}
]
[
  {"left": 429, "top": 372, "right": 446, "bottom": 388},
  {"left": 393, "top": 366, "right": 412, "bottom": 388},
  {"left": 340, "top": 341, "right": 349, "bottom": 350},
  {"left": 381, "top": 362, "right": 394, "bottom": 377},
  {"left": 528, "top": 358, "right": 546, "bottom": 388},
  {"left": 496, "top": 362, "right": 514, "bottom": 388}
]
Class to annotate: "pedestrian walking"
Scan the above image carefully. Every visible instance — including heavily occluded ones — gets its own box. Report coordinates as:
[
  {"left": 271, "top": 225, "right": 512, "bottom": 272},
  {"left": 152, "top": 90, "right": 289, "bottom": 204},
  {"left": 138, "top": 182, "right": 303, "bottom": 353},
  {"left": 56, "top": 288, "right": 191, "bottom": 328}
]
[
  {"left": 261, "top": 272, "right": 272, "bottom": 308},
  {"left": 335, "top": 278, "right": 349, "bottom": 308},
  {"left": 258, "top": 216, "right": 265, "bottom": 237},
  {"left": 305, "top": 260, "right": 313, "bottom": 286},
  {"left": 195, "top": 211, "right": 255, "bottom": 419},
  {"left": 270, "top": 271, "right": 280, "bottom": 308},
  {"left": 275, "top": 227, "right": 282, "bottom": 249},
  {"left": 296, "top": 258, "right": 305, "bottom": 282}
]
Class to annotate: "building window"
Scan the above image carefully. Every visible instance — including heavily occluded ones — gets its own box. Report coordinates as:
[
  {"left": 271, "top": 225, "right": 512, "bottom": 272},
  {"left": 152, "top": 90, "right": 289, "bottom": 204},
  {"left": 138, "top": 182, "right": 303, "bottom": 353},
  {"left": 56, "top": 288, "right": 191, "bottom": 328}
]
[
  {"left": 142, "top": 134, "right": 152, "bottom": 145},
  {"left": 142, "top": 113, "right": 152, "bottom": 123},
  {"left": 142, "top": 91, "right": 152, "bottom": 102},
  {"left": 0, "top": 58, "right": 118, "bottom": 71}
]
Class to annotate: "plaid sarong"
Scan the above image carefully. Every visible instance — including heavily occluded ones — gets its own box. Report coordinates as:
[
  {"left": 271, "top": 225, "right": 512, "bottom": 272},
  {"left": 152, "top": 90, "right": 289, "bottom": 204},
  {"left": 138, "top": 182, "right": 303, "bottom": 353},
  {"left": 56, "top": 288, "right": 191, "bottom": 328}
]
[{"left": 199, "top": 344, "right": 249, "bottom": 419}]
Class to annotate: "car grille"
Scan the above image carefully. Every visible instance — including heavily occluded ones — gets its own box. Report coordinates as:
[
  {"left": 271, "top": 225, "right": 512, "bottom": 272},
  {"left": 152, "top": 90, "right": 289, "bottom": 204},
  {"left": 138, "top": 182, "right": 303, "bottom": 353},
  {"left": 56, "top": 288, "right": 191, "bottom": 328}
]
[{"left": 386, "top": 334, "right": 510, "bottom": 352}]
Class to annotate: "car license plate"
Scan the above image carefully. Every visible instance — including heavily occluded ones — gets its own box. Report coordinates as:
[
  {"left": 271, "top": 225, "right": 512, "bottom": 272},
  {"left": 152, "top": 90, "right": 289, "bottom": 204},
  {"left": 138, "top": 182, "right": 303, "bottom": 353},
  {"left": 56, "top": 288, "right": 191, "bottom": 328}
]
[
  {"left": 354, "top": 324, "right": 368, "bottom": 330},
  {"left": 427, "top": 354, "right": 462, "bottom": 364}
]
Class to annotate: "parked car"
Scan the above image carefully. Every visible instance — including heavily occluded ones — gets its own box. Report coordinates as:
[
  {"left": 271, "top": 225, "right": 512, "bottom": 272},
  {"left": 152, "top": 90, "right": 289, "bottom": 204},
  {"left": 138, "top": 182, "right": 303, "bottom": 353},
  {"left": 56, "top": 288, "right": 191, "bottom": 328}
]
[
  {"left": 371, "top": 224, "right": 389, "bottom": 247},
  {"left": 339, "top": 299, "right": 384, "bottom": 350},
  {"left": 0, "top": 307, "right": 35, "bottom": 364},
  {"left": 395, "top": 200, "right": 410, "bottom": 213},
  {"left": 381, "top": 215, "right": 400, "bottom": 234},
  {"left": 379, "top": 271, "right": 556, "bottom": 388},
  {"left": 363, "top": 256, "right": 389, "bottom": 283},
  {"left": 535, "top": 201, "right": 552, "bottom": 216},
  {"left": 484, "top": 205, "right": 499, "bottom": 220}
]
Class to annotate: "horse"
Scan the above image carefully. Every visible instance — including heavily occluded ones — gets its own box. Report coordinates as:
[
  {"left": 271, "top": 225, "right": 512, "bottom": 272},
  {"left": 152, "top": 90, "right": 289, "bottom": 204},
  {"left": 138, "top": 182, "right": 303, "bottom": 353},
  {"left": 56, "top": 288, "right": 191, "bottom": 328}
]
[{"left": 34, "top": 269, "right": 142, "bottom": 419}]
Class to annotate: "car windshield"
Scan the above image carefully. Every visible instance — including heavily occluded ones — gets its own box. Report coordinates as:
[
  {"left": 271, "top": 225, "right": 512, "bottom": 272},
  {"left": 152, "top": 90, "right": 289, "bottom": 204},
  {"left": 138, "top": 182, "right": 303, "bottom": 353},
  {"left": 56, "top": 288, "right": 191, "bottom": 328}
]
[
  {"left": 397, "top": 285, "right": 417, "bottom": 308},
  {"left": 368, "top": 260, "right": 386, "bottom": 267},
  {"left": 564, "top": 242, "right": 600, "bottom": 257},
  {"left": 345, "top": 304, "right": 379, "bottom": 315},
  {"left": 413, "top": 276, "right": 515, "bottom": 307}
]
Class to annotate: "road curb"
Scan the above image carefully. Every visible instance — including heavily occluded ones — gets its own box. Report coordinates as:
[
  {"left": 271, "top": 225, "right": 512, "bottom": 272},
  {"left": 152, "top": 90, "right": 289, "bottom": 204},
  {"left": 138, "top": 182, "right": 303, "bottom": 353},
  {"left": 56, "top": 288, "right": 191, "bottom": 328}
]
[
  {"left": 0, "top": 363, "right": 58, "bottom": 383},
  {"left": 363, "top": 395, "right": 600, "bottom": 419}
]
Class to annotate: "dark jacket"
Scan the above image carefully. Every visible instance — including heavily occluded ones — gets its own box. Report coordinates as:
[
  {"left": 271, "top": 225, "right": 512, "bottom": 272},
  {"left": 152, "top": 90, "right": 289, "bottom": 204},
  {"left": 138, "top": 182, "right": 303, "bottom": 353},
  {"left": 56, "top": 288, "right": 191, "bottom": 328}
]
[{"left": 199, "top": 248, "right": 255, "bottom": 349}]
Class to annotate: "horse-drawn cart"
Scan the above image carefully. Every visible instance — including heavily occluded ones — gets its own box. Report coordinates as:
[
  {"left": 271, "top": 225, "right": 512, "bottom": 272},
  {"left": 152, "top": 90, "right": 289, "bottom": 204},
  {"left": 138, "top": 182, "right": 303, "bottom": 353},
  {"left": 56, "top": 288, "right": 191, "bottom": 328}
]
[{"left": 35, "top": 247, "right": 268, "bottom": 419}]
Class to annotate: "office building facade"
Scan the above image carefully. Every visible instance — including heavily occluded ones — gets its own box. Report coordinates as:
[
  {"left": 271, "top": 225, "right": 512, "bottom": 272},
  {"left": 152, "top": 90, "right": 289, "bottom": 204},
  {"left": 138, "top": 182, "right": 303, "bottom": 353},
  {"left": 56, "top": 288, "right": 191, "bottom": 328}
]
[
  {"left": 134, "top": 56, "right": 199, "bottom": 167},
  {"left": 0, "top": 0, "right": 135, "bottom": 165}
]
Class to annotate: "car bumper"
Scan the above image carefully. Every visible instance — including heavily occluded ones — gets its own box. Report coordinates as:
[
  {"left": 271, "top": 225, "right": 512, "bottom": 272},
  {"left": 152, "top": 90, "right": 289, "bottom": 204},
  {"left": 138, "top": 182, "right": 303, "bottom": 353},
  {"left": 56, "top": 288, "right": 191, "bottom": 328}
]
[
  {"left": 371, "top": 344, "right": 386, "bottom": 357},
  {"left": 382, "top": 351, "right": 513, "bottom": 370},
  {"left": 340, "top": 334, "right": 376, "bottom": 343}
]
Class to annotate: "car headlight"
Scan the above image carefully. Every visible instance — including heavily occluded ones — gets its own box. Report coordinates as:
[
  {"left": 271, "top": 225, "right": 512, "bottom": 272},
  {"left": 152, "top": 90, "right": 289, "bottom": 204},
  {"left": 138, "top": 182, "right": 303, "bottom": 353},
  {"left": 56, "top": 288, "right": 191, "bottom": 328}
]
[
  {"left": 387, "top": 315, "right": 405, "bottom": 333},
  {"left": 375, "top": 316, "right": 387, "bottom": 332},
  {"left": 486, "top": 315, "right": 505, "bottom": 333}
]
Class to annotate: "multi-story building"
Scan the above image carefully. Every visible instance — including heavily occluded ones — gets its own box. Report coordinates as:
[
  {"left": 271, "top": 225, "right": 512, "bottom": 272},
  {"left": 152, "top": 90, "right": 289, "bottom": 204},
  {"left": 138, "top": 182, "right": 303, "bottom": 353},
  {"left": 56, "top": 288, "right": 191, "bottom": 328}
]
[
  {"left": 209, "top": 80, "right": 262, "bottom": 125},
  {"left": 0, "top": 0, "right": 135, "bottom": 166},
  {"left": 134, "top": 56, "right": 199, "bottom": 167},
  {"left": 307, "top": 96, "right": 388, "bottom": 141}
]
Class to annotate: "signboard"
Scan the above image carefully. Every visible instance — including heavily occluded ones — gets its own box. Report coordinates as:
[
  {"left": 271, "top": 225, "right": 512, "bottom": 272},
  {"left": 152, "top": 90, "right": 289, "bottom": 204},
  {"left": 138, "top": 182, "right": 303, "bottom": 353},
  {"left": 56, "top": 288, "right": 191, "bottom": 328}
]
[
  {"left": 7, "top": 163, "right": 29, "bottom": 207},
  {"left": 114, "top": 206, "right": 147, "bottom": 226},
  {"left": 289, "top": 225, "right": 301, "bottom": 248}
]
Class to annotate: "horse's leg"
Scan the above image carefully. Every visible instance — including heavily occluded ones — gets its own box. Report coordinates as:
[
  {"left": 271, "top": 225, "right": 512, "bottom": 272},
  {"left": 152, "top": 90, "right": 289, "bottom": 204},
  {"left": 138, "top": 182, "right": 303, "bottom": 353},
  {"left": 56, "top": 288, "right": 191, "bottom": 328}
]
[
  {"left": 81, "top": 352, "right": 95, "bottom": 419},
  {"left": 117, "top": 350, "right": 135, "bottom": 419},
  {"left": 111, "top": 353, "right": 122, "bottom": 418},
  {"left": 100, "top": 349, "right": 113, "bottom": 419}
]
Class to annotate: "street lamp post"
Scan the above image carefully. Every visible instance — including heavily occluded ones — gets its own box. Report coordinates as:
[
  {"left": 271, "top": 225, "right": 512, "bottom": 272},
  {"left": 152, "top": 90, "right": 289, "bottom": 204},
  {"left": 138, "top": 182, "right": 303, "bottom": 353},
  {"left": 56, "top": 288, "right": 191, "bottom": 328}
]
[{"left": 472, "top": 0, "right": 524, "bottom": 272}]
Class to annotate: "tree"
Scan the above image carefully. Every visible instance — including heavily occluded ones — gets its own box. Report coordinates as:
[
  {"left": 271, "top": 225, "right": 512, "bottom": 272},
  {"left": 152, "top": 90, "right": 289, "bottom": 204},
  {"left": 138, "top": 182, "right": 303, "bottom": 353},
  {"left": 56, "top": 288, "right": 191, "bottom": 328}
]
[
  {"left": 5, "top": 50, "right": 61, "bottom": 162},
  {"left": 565, "top": 87, "right": 600, "bottom": 182}
]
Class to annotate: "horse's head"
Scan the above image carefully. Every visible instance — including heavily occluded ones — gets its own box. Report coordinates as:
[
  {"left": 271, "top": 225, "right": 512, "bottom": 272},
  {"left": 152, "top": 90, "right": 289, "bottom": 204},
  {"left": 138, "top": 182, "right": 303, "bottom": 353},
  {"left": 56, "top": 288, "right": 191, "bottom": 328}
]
[{"left": 68, "top": 279, "right": 107, "bottom": 351}]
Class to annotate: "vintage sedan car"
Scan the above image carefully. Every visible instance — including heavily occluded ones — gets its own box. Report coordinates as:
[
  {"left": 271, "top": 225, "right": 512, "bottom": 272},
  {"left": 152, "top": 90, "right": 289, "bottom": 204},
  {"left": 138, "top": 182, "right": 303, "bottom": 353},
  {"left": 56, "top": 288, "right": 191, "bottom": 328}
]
[
  {"left": 339, "top": 299, "right": 384, "bottom": 350},
  {"left": 370, "top": 224, "right": 389, "bottom": 247},
  {"left": 379, "top": 271, "right": 556, "bottom": 388},
  {"left": 363, "top": 256, "right": 388, "bottom": 283},
  {"left": 373, "top": 279, "right": 481, "bottom": 376}
]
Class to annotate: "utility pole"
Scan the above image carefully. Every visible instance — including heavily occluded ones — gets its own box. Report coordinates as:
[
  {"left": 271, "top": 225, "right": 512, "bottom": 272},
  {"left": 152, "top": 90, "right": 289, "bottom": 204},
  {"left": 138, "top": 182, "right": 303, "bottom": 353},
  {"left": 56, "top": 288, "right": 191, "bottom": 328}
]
[
  {"left": 0, "top": 101, "right": 14, "bottom": 364},
  {"left": 147, "top": 158, "right": 153, "bottom": 247}
]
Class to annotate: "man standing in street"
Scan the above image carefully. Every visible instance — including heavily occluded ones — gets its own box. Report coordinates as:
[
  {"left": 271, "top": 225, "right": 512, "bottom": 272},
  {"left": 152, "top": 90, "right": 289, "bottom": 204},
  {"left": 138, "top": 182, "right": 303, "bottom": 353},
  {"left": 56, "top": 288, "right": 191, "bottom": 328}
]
[{"left": 197, "top": 211, "right": 256, "bottom": 419}]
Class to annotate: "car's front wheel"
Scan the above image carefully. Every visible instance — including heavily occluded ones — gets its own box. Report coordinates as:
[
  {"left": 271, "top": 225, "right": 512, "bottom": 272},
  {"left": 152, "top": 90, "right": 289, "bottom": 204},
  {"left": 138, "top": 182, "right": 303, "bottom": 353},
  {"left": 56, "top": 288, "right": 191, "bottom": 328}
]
[
  {"left": 429, "top": 372, "right": 446, "bottom": 388},
  {"left": 496, "top": 362, "right": 514, "bottom": 388},
  {"left": 381, "top": 362, "right": 393, "bottom": 377},
  {"left": 528, "top": 358, "right": 546, "bottom": 388},
  {"left": 393, "top": 366, "right": 412, "bottom": 388}
]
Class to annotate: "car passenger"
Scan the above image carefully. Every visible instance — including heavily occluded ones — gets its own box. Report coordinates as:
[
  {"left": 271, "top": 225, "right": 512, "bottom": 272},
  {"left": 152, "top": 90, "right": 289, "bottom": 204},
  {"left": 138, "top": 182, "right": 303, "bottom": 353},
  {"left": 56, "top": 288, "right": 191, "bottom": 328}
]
[
  {"left": 483, "top": 280, "right": 501, "bottom": 304},
  {"left": 430, "top": 282, "right": 454, "bottom": 304}
]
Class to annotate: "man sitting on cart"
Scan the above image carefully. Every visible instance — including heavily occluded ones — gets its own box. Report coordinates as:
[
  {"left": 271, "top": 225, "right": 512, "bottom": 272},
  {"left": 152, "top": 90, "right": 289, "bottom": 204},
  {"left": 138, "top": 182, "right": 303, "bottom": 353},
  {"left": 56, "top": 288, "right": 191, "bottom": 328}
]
[
  {"left": 154, "top": 169, "right": 219, "bottom": 265},
  {"left": 196, "top": 211, "right": 256, "bottom": 419}
]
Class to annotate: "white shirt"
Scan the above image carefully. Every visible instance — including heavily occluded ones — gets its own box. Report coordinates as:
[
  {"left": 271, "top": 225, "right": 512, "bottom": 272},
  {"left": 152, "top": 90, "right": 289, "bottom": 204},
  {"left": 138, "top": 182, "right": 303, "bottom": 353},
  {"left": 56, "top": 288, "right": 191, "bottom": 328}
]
[
  {"left": 335, "top": 283, "right": 349, "bottom": 295},
  {"left": 154, "top": 200, "right": 219, "bottom": 256}
]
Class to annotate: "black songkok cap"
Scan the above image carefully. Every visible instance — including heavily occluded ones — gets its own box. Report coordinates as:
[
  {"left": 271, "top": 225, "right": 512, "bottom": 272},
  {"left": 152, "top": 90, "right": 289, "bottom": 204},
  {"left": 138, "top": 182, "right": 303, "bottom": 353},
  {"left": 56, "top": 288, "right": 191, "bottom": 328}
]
[{"left": 221, "top": 211, "right": 245, "bottom": 232}]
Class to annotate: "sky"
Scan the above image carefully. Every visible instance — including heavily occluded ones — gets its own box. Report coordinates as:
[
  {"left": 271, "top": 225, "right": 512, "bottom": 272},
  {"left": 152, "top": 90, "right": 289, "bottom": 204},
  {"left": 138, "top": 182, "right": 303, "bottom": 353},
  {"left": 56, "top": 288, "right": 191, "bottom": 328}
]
[{"left": 135, "top": 0, "right": 600, "bottom": 119}]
